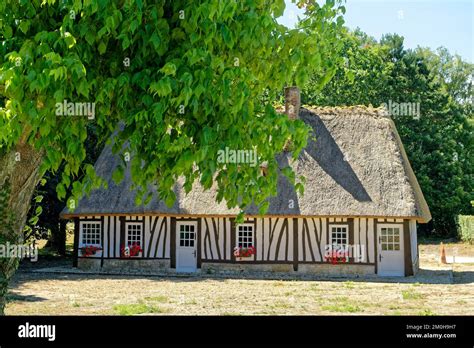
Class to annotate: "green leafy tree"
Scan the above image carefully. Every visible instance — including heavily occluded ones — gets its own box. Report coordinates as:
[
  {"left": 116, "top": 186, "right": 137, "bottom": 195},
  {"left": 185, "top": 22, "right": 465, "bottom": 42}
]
[
  {"left": 415, "top": 46, "right": 473, "bottom": 106},
  {"left": 0, "top": 0, "right": 346, "bottom": 314},
  {"left": 303, "top": 28, "right": 392, "bottom": 106}
]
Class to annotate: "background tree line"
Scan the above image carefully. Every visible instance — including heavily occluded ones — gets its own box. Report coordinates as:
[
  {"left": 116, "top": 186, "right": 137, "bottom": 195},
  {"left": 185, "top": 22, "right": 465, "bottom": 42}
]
[{"left": 303, "top": 28, "right": 473, "bottom": 236}]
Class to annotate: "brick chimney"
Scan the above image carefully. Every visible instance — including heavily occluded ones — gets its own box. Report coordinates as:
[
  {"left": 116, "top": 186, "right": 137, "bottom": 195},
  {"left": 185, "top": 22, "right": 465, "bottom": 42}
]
[{"left": 284, "top": 86, "right": 300, "bottom": 120}]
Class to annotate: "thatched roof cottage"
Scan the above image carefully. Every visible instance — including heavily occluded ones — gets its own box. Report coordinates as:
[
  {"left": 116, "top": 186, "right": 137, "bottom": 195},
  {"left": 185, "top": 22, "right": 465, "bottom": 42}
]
[{"left": 61, "top": 88, "right": 431, "bottom": 277}]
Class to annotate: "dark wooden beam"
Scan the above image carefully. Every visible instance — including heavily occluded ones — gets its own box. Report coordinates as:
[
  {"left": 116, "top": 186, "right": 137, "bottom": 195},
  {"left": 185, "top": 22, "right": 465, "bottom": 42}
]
[
  {"left": 293, "top": 218, "right": 298, "bottom": 271},
  {"left": 170, "top": 217, "right": 176, "bottom": 268},
  {"left": 119, "top": 216, "right": 125, "bottom": 257},
  {"left": 100, "top": 216, "right": 104, "bottom": 267},
  {"left": 197, "top": 218, "right": 202, "bottom": 269},
  {"left": 348, "top": 218, "right": 354, "bottom": 263}
]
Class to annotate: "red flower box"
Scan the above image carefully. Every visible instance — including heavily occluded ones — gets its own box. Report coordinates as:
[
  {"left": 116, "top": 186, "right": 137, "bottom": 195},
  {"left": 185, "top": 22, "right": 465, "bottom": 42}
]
[
  {"left": 120, "top": 243, "right": 143, "bottom": 258},
  {"left": 79, "top": 245, "right": 102, "bottom": 257},
  {"left": 324, "top": 250, "right": 349, "bottom": 264},
  {"left": 234, "top": 246, "right": 256, "bottom": 258}
]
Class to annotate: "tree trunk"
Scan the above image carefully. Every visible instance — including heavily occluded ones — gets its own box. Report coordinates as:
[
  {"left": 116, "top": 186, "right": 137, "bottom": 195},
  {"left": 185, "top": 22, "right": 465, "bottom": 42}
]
[
  {"left": 47, "top": 221, "right": 67, "bottom": 256},
  {"left": 0, "top": 141, "right": 43, "bottom": 314}
]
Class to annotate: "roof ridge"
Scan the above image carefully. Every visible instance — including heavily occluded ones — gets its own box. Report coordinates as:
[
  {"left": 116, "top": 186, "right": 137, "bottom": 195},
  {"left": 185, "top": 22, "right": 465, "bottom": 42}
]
[{"left": 302, "top": 105, "right": 388, "bottom": 117}]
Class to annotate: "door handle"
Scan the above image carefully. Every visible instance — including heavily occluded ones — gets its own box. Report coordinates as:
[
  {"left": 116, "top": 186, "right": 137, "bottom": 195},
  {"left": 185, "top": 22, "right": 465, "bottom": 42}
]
[
  {"left": 379, "top": 254, "right": 382, "bottom": 262},
  {"left": 193, "top": 250, "right": 196, "bottom": 257}
]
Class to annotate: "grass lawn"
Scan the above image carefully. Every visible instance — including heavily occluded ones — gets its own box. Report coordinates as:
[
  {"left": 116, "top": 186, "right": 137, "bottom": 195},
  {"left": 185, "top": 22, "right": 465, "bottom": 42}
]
[{"left": 5, "top": 240, "right": 473, "bottom": 316}]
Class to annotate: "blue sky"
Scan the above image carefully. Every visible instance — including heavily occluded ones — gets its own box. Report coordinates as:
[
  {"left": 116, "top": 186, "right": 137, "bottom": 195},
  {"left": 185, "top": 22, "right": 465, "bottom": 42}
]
[{"left": 279, "top": 0, "right": 473, "bottom": 62}]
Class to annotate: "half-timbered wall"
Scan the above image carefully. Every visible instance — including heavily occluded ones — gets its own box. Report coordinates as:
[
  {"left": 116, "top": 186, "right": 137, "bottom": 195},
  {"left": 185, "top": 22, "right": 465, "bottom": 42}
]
[
  {"left": 200, "top": 217, "right": 232, "bottom": 261},
  {"left": 78, "top": 215, "right": 170, "bottom": 259},
  {"left": 77, "top": 215, "right": 416, "bottom": 271},
  {"left": 199, "top": 217, "right": 295, "bottom": 262},
  {"left": 297, "top": 217, "right": 377, "bottom": 264},
  {"left": 145, "top": 216, "right": 171, "bottom": 258},
  {"left": 255, "top": 218, "right": 294, "bottom": 262}
]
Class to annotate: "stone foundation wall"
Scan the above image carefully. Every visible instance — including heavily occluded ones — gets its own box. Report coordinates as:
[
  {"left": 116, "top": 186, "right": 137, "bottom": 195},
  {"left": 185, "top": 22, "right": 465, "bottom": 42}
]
[
  {"left": 201, "top": 262, "right": 375, "bottom": 277},
  {"left": 298, "top": 263, "right": 375, "bottom": 276},
  {"left": 201, "top": 262, "right": 295, "bottom": 275},
  {"left": 77, "top": 258, "right": 101, "bottom": 271},
  {"left": 77, "top": 258, "right": 171, "bottom": 273},
  {"left": 77, "top": 258, "right": 376, "bottom": 277}
]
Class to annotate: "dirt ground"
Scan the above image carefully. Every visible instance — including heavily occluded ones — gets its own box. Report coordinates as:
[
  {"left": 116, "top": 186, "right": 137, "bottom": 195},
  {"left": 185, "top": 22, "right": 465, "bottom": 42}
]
[{"left": 5, "top": 241, "right": 473, "bottom": 316}]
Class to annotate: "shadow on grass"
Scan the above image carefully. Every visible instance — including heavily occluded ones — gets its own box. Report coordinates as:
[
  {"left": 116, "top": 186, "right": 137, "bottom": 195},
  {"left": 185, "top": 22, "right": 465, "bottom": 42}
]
[
  {"left": 6, "top": 292, "right": 47, "bottom": 303},
  {"left": 18, "top": 254, "right": 73, "bottom": 271}
]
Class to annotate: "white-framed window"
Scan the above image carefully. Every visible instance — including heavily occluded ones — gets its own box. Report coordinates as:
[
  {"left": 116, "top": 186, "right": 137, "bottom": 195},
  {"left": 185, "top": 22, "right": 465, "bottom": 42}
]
[
  {"left": 330, "top": 225, "right": 348, "bottom": 247},
  {"left": 380, "top": 227, "right": 401, "bottom": 251},
  {"left": 126, "top": 222, "right": 142, "bottom": 247},
  {"left": 80, "top": 221, "right": 101, "bottom": 246},
  {"left": 178, "top": 223, "right": 196, "bottom": 247},
  {"left": 237, "top": 223, "right": 254, "bottom": 248}
]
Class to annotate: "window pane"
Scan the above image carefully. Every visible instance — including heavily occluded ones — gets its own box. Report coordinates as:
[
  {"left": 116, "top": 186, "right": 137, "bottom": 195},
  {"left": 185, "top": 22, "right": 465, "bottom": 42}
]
[
  {"left": 126, "top": 223, "right": 142, "bottom": 247},
  {"left": 81, "top": 222, "right": 101, "bottom": 245},
  {"left": 237, "top": 224, "right": 254, "bottom": 248}
]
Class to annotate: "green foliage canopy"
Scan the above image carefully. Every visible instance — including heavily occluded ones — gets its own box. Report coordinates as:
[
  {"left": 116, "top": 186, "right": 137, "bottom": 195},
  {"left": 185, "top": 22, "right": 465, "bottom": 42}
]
[
  {"left": 304, "top": 29, "right": 474, "bottom": 235},
  {"left": 0, "top": 0, "right": 346, "bottom": 217}
]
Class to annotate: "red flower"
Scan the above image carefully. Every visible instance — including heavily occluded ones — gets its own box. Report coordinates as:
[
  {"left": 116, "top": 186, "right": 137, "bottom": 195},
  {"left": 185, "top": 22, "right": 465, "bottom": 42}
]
[
  {"left": 80, "top": 245, "right": 102, "bottom": 257},
  {"left": 234, "top": 246, "right": 256, "bottom": 258},
  {"left": 325, "top": 250, "right": 350, "bottom": 265},
  {"left": 121, "top": 243, "right": 143, "bottom": 258}
]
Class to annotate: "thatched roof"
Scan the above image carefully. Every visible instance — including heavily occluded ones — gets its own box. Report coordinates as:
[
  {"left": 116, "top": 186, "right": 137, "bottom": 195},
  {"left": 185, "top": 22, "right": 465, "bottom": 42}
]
[{"left": 61, "top": 106, "right": 431, "bottom": 222}]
